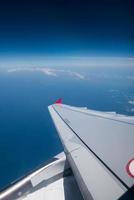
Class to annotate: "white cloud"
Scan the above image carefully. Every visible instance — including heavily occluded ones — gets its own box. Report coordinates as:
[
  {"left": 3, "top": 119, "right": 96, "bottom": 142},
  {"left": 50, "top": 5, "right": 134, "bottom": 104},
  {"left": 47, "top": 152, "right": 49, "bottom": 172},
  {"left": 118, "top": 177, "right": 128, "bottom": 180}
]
[
  {"left": 71, "top": 72, "right": 85, "bottom": 79},
  {"left": 39, "top": 68, "right": 57, "bottom": 76},
  {"left": 128, "top": 100, "right": 134, "bottom": 105},
  {"left": 1, "top": 56, "right": 134, "bottom": 68},
  {"left": 7, "top": 67, "right": 86, "bottom": 80},
  {"left": 68, "top": 71, "right": 85, "bottom": 79},
  {"left": 7, "top": 67, "right": 57, "bottom": 77}
]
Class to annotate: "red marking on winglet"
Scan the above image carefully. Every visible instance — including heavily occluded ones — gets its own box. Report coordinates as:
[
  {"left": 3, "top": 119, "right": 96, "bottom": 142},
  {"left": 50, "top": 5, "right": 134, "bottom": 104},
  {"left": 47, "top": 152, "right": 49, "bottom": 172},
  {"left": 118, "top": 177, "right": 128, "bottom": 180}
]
[
  {"left": 126, "top": 158, "right": 134, "bottom": 179},
  {"left": 55, "top": 98, "right": 62, "bottom": 104}
]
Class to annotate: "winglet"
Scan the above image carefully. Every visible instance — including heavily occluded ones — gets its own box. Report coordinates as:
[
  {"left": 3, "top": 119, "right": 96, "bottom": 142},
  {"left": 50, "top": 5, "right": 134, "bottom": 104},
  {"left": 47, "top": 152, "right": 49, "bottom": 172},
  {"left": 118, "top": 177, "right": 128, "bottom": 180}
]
[{"left": 55, "top": 98, "right": 62, "bottom": 104}]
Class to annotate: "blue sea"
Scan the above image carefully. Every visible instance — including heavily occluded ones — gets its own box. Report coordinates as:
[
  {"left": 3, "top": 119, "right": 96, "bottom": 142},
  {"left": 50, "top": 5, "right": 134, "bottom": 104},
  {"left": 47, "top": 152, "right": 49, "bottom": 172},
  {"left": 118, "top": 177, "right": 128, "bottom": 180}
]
[{"left": 0, "top": 65, "right": 134, "bottom": 190}]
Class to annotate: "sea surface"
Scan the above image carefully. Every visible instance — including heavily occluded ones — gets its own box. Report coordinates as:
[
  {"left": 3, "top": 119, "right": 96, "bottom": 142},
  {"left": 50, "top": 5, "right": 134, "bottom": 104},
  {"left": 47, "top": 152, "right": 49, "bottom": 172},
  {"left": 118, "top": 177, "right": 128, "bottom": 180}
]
[{"left": 0, "top": 65, "right": 134, "bottom": 190}]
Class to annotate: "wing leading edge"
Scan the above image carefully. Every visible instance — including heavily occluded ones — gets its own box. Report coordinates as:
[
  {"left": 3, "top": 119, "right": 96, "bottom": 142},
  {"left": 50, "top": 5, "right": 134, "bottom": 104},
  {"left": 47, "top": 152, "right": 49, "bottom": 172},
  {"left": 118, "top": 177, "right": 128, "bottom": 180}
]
[{"left": 48, "top": 103, "right": 134, "bottom": 200}]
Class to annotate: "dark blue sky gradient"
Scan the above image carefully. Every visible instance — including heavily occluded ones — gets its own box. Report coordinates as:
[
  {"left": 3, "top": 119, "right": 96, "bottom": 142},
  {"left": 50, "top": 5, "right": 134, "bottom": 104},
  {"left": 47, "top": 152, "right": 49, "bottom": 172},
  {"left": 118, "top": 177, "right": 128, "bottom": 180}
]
[{"left": 0, "top": 0, "right": 133, "bottom": 57}]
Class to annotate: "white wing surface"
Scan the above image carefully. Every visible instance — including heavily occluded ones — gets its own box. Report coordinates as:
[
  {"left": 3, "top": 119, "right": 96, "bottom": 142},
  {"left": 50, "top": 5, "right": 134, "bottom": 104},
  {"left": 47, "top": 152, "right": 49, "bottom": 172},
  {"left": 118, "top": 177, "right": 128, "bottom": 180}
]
[{"left": 48, "top": 102, "right": 134, "bottom": 200}]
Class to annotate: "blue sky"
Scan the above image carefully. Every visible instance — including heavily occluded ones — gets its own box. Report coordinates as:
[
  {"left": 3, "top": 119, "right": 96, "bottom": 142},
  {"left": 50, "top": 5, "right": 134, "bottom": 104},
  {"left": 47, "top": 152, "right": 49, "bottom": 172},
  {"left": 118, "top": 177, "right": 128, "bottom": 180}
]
[{"left": 0, "top": 0, "right": 133, "bottom": 59}]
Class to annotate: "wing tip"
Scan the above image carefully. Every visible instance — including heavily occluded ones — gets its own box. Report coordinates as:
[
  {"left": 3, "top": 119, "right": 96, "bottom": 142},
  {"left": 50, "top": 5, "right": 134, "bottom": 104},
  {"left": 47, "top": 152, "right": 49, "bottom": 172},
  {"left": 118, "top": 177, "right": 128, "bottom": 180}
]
[{"left": 55, "top": 98, "right": 62, "bottom": 104}]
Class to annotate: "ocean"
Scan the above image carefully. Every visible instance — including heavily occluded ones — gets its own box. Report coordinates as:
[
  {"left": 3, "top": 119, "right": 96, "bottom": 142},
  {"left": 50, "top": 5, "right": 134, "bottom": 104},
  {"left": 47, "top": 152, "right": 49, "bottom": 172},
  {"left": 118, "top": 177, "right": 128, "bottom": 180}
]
[{"left": 0, "top": 65, "right": 134, "bottom": 190}]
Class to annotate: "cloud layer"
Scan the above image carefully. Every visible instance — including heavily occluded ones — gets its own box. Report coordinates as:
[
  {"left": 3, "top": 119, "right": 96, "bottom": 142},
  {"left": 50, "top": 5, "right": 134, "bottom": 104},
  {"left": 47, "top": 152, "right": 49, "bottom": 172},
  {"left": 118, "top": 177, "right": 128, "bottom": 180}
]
[
  {"left": 128, "top": 100, "right": 134, "bottom": 105},
  {"left": 7, "top": 67, "right": 85, "bottom": 80},
  {"left": 1, "top": 56, "right": 134, "bottom": 68}
]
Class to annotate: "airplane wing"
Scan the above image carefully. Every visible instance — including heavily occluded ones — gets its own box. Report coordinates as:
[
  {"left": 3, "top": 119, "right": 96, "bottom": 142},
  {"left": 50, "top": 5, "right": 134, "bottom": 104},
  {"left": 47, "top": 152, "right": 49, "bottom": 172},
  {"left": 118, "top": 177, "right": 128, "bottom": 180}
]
[
  {"left": 48, "top": 101, "right": 134, "bottom": 200},
  {"left": 1, "top": 101, "right": 134, "bottom": 200}
]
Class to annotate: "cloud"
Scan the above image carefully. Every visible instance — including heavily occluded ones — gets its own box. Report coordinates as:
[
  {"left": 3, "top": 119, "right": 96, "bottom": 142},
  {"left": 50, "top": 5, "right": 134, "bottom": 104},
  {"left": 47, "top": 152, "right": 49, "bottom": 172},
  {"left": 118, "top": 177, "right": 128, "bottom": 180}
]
[
  {"left": 40, "top": 68, "right": 57, "bottom": 76},
  {"left": 1, "top": 56, "right": 134, "bottom": 68},
  {"left": 128, "top": 100, "right": 134, "bottom": 105},
  {"left": 7, "top": 67, "right": 57, "bottom": 76},
  {"left": 7, "top": 67, "right": 85, "bottom": 80},
  {"left": 71, "top": 72, "right": 85, "bottom": 79}
]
